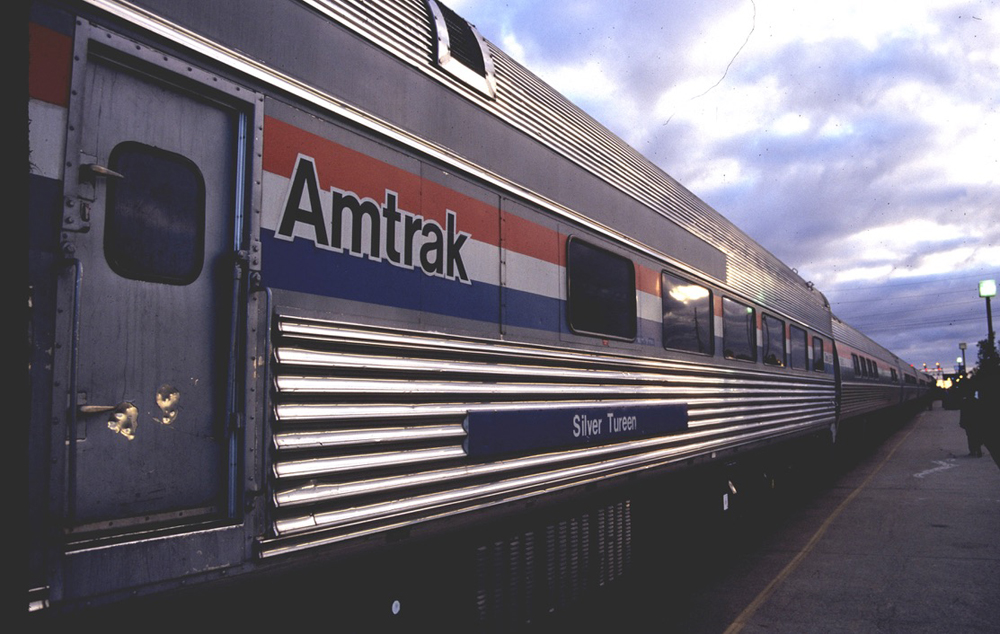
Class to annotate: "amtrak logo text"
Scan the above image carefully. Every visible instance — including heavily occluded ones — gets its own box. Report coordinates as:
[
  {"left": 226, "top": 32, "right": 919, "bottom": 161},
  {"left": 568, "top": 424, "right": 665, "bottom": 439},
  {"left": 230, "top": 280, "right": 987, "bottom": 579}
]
[{"left": 277, "top": 155, "right": 471, "bottom": 284}]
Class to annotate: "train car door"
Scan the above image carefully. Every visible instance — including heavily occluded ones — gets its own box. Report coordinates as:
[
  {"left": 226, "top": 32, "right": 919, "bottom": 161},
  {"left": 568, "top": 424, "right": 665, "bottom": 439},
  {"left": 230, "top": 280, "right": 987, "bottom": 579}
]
[{"left": 60, "top": 26, "right": 253, "bottom": 535}]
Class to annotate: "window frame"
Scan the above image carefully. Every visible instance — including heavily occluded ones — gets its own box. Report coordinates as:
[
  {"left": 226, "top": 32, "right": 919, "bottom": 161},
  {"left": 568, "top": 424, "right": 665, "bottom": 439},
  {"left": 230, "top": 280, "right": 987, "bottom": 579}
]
[
  {"left": 788, "top": 324, "right": 808, "bottom": 370},
  {"left": 812, "top": 336, "right": 825, "bottom": 372},
  {"left": 660, "top": 270, "right": 714, "bottom": 356},
  {"left": 104, "top": 140, "right": 206, "bottom": 286},
  {"left": 565, "top": 237, "right": 637, "bottom": 342},
  {"left": 722, "top": 297, "right": 757, "bottom": 363},
  {"left": 761, "top": 313, "right": 786, "bottom": 367}
]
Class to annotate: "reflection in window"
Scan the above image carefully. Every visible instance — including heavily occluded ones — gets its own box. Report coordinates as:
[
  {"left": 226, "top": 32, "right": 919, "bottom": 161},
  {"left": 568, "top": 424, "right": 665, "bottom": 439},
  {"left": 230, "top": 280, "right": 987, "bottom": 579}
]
[
  {"left": 813, "top": 337, "right": 825, "bottom": 371},
  {"left": 723, "top": 298, "right": 756, "bottom": 361},
  {"left": 105, "top": 141, "right": 205, "bottom": 285},
  {"left": 789, "top": 325, "right": 808, "bottom": 369},
  {"left": 661, "top": 272, "right": 712, "bottom": 355},
  {"left": 566, "top": 238, "right": 636, "bottom": 340},
  {"left": 762, "top": 314, "right": 785, "bottom": 366}
]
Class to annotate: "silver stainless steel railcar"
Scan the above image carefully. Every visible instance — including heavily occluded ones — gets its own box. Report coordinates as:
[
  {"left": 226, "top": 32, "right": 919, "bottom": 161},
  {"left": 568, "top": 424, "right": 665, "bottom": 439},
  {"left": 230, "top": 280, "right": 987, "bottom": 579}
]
[{"left": 27, "top": 0, "right": 930, "bottom": 618}]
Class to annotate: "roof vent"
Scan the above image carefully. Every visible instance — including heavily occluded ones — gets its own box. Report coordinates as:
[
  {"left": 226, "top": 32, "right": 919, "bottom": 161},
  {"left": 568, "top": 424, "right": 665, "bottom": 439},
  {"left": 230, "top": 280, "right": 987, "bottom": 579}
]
[{"left": 426, "top": 0, "right": 497, "bottom": 98}]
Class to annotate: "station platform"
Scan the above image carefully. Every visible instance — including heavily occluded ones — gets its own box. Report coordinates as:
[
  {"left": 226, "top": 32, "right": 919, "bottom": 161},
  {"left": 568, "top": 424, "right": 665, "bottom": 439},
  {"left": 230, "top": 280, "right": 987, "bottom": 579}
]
[
  {"left": 557, "top": 404, "right": 1000, "bottom": 633},
  {"left": 718, "top": 404, "right": 1000, "bottom": 633}
]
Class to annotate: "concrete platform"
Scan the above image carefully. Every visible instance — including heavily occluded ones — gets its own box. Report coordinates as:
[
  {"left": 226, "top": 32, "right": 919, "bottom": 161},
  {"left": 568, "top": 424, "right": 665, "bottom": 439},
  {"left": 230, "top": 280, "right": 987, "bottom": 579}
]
[
  {"left": 553, "top": 404, "right": 1000, "bottom": 633},
  {"left": 722, "top": 405, "right": 1000, "bottom": 633}
]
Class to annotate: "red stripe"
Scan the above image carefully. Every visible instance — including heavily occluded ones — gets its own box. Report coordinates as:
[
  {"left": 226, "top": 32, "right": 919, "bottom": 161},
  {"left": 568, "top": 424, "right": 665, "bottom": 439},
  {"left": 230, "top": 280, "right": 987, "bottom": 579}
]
[
  {"left": 29, "top": 23, "right": 72, "bottom": 106},
  {"left": 501, "top": 211, "right": 562, "bottom": 265},
  {"left": 264, "top": 116, "right": 499, "bottom": 244},
  {"left": 636, "top": 265, "right": 660, "bottom": 296}
]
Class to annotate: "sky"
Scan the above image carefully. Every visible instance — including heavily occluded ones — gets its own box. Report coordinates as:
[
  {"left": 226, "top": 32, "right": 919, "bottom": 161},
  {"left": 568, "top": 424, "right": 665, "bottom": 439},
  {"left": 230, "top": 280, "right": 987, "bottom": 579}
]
[{"left": 448, "top": 0, "right": 1000, "bottom": 374}]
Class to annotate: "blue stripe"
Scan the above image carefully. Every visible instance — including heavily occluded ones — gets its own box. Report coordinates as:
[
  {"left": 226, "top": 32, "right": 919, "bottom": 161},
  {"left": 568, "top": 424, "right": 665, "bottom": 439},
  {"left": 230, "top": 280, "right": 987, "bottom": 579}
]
[
  {"left": 262, "top": 231, "right": 500, "bottom": 322},
  {"left": 262, "top": 231, "right": 661, "bottom": 344},
  {"left": 503, "top": 286, "right": 561, "bottom": 332}
]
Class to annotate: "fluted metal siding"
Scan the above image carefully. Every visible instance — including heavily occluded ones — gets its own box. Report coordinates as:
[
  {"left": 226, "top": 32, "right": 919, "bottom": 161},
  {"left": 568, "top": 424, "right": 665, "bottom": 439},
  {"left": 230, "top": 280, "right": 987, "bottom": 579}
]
[
  {"left": 261, "top": 315, "right": 836, "bottom": 557},
  {"left": 839, "top": 383, "right": 900, "bottom": 420}
]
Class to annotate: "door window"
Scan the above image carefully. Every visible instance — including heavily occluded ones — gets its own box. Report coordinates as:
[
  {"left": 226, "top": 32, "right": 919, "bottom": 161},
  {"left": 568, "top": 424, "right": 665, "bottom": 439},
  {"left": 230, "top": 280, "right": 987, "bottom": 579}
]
[{"left": 105, "top": 141, "right": 206, "bottom": 285}]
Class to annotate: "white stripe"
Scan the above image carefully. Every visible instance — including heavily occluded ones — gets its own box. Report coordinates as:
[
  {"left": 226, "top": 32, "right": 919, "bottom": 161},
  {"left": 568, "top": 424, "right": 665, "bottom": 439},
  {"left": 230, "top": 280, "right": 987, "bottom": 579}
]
[
  {"left": 504, "top": 249, "right": 562, "bottom": 299},
  {"left": 638, "top": 289, "right": 661, "bottom": 323},
  {"left": 28, "top": 100, "right": 67, "bottom": 181}
]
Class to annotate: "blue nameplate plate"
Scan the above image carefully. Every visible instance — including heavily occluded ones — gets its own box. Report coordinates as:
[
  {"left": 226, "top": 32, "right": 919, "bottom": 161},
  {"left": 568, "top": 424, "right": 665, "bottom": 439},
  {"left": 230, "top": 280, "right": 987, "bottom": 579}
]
[{"left": 463, "top": 403, "right": 689, "bottom": 458}]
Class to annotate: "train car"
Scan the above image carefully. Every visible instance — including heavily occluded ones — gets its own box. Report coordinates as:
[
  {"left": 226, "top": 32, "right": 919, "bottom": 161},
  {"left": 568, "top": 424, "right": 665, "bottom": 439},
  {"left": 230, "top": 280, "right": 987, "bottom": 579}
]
[
  {"left": 831, "top": 316, "right": 934, "bottom": 431},
  {"left": 27, "top": 0, "right": 929, "bottom": 620}
]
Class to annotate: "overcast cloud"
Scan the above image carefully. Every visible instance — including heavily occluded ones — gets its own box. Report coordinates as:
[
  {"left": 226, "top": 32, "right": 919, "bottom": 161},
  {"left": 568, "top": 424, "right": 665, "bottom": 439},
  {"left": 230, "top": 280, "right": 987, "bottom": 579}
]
[{"left": 451, "top": 0, "right": 1000, "bottom": 374}]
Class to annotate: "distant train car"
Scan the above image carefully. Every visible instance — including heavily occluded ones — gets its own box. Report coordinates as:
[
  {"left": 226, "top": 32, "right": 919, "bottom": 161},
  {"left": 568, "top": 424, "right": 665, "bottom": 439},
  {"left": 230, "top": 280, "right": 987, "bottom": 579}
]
[
  {"left": 27, "top": 0, "right": 929, "bottom": 618},
  {"left": 832, "top": 316, "right": 931, "bottom": 428}
]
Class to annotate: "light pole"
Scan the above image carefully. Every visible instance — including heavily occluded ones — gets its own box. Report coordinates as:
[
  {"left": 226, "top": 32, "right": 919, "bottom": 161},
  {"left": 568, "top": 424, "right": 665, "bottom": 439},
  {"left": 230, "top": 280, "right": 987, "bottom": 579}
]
[
  {"left": 981, "top": 279, "right": 996, "bottom": 343},
  {"left": 959, "top": 342, "right": 967, "bottom": 377}
]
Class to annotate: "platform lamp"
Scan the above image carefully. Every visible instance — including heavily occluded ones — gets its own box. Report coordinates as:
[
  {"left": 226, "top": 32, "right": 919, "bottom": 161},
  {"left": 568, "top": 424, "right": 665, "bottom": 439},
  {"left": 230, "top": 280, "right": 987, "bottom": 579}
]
[
  {"left": 959, "top": 342, "right": 967, "bottom": 377},
  {"left": 980, "top": 279, "right": 996, "bottom": 343}
]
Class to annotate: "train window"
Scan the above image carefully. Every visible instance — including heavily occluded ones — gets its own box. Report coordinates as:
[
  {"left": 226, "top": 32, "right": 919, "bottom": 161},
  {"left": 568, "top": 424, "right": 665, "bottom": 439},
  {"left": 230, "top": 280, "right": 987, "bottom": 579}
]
[
  {"left": 722, "top": 298, "right": 756, "bottom": 362},
  {"left": 789, "top": 325, "right": 808, "bottom": 369},
  {"left": 872, "top": 361, "right": 880, "bottom": 379},
  {"left": 104, "top": 141, "right": 205, "bottom": 285},
  {"left": 427, "top": 0, "right": 497, "bottom": 98},
  {"left": 813, "top": 336, "right": 825, "bottom": 371},
  {"left": 762, "top": 314, "right": 785, "bottom": 366},
  {"left": 891, "top": 368, "right": 899, "bottom": 382},
  {"left": 661, "top": 272, "right": 713, "bottom": 355},
  {"left": 852, "top": 354, "right": 861, "bottom": 377},
  {"left": 566, "top": 238, "right": 637, "bottom": 340}
]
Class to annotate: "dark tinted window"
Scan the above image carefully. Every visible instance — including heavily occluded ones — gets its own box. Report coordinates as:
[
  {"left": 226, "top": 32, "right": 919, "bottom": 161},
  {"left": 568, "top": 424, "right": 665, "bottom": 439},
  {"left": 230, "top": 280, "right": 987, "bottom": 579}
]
[
  {"left": 852, "top": 354, "right": 861, "bottom": 377},
  {"left": 762, "top": 314, "right": 785, "bottom": 366},
  {"left": 661, "top": 272, "right": 712, "bottom": 354},
  {"left": 813, "top": 337, "right": 825, "bottom": 371},
  {"left": 567, "top": 238, "right": 636, "bottom": 340},
  {"left": 723, "top": 298, "right": 756, "bottom": 361},
  {"left": 789, "top": 325, "right": 808, "bottom": 369},
  {"left": 105, "top": 142, "right": 205, "bottom": 285}
]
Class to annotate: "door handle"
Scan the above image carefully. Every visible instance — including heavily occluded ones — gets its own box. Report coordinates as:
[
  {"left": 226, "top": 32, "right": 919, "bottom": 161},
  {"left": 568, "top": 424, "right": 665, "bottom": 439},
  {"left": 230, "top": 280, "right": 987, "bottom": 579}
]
[
  {"left": 80, "top": 163, "right": 125, "bottom": 179},
  {"left": 78, "top": 404, "right": 116, "bottom": 414}
]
